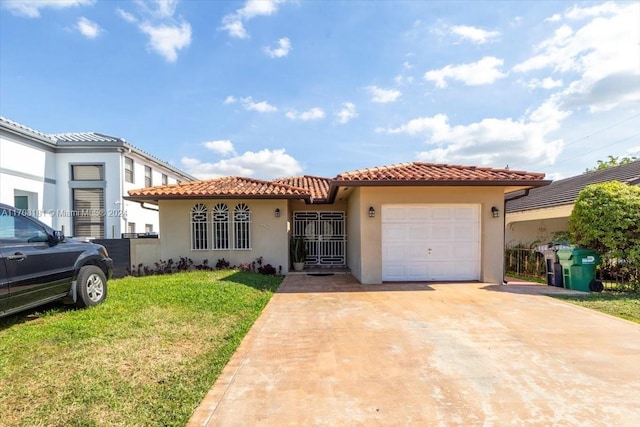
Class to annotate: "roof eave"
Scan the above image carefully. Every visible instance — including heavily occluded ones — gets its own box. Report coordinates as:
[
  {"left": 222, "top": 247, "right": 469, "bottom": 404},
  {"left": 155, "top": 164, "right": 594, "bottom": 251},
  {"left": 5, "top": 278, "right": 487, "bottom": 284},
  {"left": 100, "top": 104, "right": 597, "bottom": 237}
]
[{"left": 327, "top": 179, "right": 551, "bottom": 202}]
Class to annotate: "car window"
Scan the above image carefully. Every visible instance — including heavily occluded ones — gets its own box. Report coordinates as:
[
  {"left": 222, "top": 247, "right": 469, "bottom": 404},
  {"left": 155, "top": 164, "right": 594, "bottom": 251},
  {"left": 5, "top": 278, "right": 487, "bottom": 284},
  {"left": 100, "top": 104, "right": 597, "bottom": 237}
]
[{"left": 0, "top": 210, "right": 49, "bottom": 244}]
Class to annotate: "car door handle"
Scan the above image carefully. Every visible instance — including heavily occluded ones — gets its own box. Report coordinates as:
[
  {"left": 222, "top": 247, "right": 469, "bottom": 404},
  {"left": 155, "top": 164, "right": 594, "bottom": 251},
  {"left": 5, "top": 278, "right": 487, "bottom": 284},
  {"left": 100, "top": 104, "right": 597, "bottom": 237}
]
[{"left": 7, "top": 252, "right": 26, "bottom": 261}]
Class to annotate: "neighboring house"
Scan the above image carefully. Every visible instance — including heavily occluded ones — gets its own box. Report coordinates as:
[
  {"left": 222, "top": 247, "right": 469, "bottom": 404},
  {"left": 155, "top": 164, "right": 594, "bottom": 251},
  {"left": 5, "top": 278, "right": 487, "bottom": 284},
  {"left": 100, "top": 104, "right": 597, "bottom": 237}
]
[
  {"left": 127, "top": 162, "right": 548, "bottom": 284},
  {"left": 0, "top": 116, "right": 194, "bottom": 238},
  {"left": 505, "top": 160, "right": 640, "bottom": 247}
]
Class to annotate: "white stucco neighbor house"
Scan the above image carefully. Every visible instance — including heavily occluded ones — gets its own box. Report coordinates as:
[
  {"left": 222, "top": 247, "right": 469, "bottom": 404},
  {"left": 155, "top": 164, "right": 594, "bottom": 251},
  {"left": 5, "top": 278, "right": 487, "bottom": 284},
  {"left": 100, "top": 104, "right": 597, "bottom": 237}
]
[
  {"left": 126, "top": 163, "right": 549, "bottom": 284},
  {"left": 505, "top": 160, "right": 640, "bottom": 248},
  {"left": 0, "top": 116, "right": 194, "bottom": 238}
]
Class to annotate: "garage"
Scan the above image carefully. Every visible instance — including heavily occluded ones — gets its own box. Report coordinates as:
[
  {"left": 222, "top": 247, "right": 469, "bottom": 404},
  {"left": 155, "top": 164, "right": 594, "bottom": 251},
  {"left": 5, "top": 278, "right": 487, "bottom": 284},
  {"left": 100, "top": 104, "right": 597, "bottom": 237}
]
[{"left": 381, "top": 204, "right": 480, "bottom": 281}]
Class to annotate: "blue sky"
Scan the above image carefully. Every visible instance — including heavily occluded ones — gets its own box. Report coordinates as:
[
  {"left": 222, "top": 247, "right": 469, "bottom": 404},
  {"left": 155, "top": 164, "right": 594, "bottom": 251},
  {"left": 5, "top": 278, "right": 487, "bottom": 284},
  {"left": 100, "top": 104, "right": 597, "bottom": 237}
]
[{"left": 1, "top": 0, "right": 638, "bottom": 181}]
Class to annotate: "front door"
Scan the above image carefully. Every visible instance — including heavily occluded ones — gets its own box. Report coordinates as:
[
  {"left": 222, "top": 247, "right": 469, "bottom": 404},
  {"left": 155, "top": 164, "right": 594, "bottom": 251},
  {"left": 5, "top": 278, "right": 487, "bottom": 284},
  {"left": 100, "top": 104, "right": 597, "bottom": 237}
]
[{"left": 293, "top": 212, "right": 346, "bottom": 266}]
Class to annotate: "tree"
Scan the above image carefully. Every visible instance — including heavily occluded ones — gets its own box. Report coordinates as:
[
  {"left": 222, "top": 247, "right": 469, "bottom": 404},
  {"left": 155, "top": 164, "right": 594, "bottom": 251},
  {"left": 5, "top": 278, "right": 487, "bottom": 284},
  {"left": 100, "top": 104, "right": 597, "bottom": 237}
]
[
  {"left": 585, "top": 155, "right": 637, "bottom": 173},
  {"left": 569, "top": 181, "right": 640, "bottom": 286}
]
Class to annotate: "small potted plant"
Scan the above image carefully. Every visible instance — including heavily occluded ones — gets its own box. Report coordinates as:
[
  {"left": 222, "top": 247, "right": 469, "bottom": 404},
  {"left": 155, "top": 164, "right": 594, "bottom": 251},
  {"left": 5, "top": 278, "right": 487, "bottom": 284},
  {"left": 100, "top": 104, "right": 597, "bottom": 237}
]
[{"left": 290, "top": 236, "right": 306, "bottom": 271}]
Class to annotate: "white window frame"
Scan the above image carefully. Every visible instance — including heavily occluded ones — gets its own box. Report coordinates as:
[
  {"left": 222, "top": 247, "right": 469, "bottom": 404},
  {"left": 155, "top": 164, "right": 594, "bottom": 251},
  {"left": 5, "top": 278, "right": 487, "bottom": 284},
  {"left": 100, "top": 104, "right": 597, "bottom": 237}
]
[
  {"left": 190, "top": 204, "right": 209, "bottom": 250},
  {"left": 212, "top": 203, "right": 229, "bottom": 250},
  {"left": 233, "top": 203, "right": 251, "bottom": 250}
]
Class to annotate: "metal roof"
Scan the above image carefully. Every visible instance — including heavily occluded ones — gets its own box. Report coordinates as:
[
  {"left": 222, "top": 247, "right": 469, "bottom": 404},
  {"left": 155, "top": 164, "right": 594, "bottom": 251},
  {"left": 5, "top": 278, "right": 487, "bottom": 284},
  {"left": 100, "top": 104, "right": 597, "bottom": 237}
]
[{"left": 506, "top": 160, "right": 640, "bottom": 213}]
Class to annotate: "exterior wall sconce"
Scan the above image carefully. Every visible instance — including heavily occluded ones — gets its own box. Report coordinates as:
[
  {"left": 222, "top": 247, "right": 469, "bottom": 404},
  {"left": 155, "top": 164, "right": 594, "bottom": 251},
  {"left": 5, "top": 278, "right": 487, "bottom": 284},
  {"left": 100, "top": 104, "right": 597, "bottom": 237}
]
[
  {"left": 491, "top": 206, "right": 500, "bottom": 218},
  {"left": 368, "top": 207, "right": 376, "bottom": 218},
  {"left": 274, "top": 208, "right": 281, "bottom": 218}
]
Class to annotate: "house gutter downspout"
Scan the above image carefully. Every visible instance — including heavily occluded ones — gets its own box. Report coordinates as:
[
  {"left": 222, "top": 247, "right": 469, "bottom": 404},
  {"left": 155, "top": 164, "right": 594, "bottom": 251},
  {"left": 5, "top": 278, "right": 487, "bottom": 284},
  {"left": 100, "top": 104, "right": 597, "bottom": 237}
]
[{"left": 502, "top": 189, "right": 531, "bottom": 285}]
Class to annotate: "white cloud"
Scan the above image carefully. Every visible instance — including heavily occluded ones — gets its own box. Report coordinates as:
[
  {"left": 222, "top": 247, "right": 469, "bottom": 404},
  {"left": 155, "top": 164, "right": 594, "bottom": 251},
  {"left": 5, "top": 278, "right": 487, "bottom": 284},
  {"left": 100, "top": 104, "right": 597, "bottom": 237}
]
[
  {"left": 336, "top": 102, "right": 357, "bottom": 124},
  {"left": 220, "top": 0, "right": 285, "bottom": 39},
  {"left": 264, "top": 37, "right": 291, "bottom": 58},
  {"left": 545, "top": 13, "right": 562, "bottom": 23},
  {"left": 140, "top": 21, "right": 191, "bottom": 63},
  {"left": 424, "top": 56, "right": 507, "bottom": 88},
  {"left": 203, "top": 140, "right": 236, "bottom": 156},
  {"left": 449, "top": 25, "right": 500, "bottom": 44},
  {"left": 286, "top": 107, "right": 325, "bottom": 121},
  {"left": 240, "top": 97, "right": 277, "bottom": 113},
  {"left": 75, "top": 17, "right": 101, "bottom": 39},
  {"left": 116, "top": 7, "right": 137, "bottom": 23},
  {"left": 403, "top": 61, "right": 413, "bottom": 70},
  {"left": 181, "top": 148, "right": 303, "bottom": 180},
  {"left": 383, "top": 100, "right": 570, "bottom": 167},
  {"left": 117, "top": 1, "right": 192, "bottom": 62},
  {"left": 2, "top": 0, "right": 94, "bottom": 18},
  {"left": 367, "top": 86, "right": 402, "bottom": 103},
  {"left": 513, "top": 2, "right": 640, "bottom": 112},
  {"left": 223, "top": 96, "right": 237, "bottom": 104},
  {"left": 527, "top": 77, "right": 563, "bottom": 90}
]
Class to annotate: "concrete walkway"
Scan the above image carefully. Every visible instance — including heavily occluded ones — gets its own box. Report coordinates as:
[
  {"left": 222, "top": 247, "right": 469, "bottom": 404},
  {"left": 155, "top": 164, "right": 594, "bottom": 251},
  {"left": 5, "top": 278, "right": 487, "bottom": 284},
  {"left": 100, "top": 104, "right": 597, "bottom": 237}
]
[{"left": 188, "top": 274, "right": 640, "bottom": 426}]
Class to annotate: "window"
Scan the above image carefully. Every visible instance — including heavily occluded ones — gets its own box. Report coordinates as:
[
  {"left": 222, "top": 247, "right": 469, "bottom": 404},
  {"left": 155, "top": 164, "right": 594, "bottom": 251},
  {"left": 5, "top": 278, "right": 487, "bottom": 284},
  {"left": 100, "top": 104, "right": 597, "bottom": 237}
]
[
  {"left": 144, "top": 166, "right": 152, "bottom": 187},
  {"left": 13, "top": 195, "right": 29, "bottom": 210},
  {"left": 145, "top": 224, "right": 153, "bottom": 233},
  {"left": 125, "top": 158, "right": 134, "bottom": 183},
  {"left": 161, "top": 174, "right": 168, "bottom": 185},
  {"left": 72, "top": 165, "right": 102, "bottom": 181},
  {"left": 127, "top": 222, "right": 135, "bottom": 233},
  {"left": 73, "top": 188, "right": 104, "bottom": 238},
  {"left": 212, "top": 203, "right": 229, "bottom": 249},
  {"left": 0, "top": 209, "right": 48, "bottom": 243},
  {"left": 190, "top": 204, "right": 209, "bottom": 250},
  {"left": 233, "top": 203, "right": 251, "bottom": 249}
]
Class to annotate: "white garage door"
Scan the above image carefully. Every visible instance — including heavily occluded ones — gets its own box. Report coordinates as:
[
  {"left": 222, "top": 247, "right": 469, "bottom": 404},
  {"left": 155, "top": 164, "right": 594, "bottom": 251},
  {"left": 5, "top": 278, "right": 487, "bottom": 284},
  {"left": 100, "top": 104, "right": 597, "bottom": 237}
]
[{"left": 382, "top": 204, "right": 480, "bottom": 281}]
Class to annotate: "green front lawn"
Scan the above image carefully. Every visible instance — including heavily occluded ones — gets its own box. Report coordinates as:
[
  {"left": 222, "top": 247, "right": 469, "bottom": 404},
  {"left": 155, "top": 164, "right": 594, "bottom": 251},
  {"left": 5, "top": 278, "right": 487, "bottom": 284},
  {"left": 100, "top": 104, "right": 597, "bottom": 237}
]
[
  {"left": 553, "top": 292, "right": 640, "bottom": 323},
  {"left": 0, "top": 270, "right": 283, "bottom": 427}
]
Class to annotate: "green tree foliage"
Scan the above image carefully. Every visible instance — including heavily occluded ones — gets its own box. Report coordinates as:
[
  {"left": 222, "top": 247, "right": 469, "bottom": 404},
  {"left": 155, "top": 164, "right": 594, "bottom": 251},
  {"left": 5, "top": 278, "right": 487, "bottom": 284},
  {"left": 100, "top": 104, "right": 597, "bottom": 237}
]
[
  {"left": 569, "top": 181, "right": 640, "bottom": 285},
  {"left": 585, "top": 155, "right": 637, "bottom": 173}
]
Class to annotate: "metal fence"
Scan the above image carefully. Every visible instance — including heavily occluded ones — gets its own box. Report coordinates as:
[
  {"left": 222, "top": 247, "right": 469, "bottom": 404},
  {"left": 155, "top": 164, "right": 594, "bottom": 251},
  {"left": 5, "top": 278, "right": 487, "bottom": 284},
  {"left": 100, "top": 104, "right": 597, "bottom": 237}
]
[{"left": 504, "top": 247, "right": 638, "bottom": 292}]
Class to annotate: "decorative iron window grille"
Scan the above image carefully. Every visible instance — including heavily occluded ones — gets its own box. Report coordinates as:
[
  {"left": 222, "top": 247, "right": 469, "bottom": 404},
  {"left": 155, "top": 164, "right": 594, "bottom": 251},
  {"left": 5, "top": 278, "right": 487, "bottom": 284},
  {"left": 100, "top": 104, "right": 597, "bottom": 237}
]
[
  {"left": 190, "top": 204, "right": 209, "bottom": 250},
  {"left": 212, "top": 203, "right": 230, "bottom": 250},
  {"left": 233, "top": 203, "right": 251, "bottom": 250}
]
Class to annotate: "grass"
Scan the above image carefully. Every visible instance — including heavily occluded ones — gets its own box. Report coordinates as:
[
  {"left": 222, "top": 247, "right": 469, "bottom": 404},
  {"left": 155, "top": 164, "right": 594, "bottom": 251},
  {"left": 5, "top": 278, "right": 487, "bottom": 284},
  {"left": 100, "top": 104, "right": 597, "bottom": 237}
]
[
  {"left": 553, "top": 292, "right": 640, "bottom": 323},
  {"left": 0, "top": 270, "right": 283, "bottom": 427}
]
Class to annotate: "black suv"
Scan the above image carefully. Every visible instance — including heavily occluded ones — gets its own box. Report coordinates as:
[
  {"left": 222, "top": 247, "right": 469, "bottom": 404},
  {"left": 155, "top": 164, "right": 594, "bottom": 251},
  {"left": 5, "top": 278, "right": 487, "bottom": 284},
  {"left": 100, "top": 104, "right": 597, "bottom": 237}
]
[{"left": 0, "top": 203, "right": 113, "bottom": 318}]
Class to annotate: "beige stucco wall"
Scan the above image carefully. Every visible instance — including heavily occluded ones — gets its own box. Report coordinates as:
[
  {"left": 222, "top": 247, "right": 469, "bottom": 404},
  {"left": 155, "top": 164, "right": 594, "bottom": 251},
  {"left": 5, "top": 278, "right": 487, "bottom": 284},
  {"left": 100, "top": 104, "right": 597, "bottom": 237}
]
[
  {"left": 505, "top": 205, "right": 573, "bottom": 247},
  {"left": 158, "top": 198, "right": 290, "bottom": 272},
  {"left": 350, "top": 186, "right": 506, "bottom": 285},
  {"left": 130, "top": 238, "right": 161, "bottom": 268},
  {"left": 346, "top": 188, "right": 363, "bottom": 281}
]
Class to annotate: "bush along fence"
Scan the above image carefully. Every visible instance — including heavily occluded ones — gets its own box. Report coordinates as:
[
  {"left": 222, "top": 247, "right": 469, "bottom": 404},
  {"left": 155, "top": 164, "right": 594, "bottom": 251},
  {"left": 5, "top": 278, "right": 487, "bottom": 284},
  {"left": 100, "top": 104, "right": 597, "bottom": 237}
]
[
  {"left": 128, "top": 256, "right": 282, "bottom": 277},
  {"left": 505, "top": 245, "right": 639, "bottom": 292}
]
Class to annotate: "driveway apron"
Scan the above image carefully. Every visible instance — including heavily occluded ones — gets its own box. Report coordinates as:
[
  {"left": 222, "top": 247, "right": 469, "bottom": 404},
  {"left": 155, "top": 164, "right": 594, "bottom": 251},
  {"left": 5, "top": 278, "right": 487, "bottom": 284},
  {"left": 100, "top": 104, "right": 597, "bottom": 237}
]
[{"left": 188, "top": 274, "right": 640, "bottom": 426}]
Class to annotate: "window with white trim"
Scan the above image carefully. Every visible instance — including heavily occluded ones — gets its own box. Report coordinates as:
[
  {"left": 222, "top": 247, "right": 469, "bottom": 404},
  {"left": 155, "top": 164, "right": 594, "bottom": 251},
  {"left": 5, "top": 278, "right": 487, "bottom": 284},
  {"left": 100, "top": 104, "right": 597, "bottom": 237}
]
[
  {"left": 212, "top": 203, "right": 229, "bottom": 250},
  {"left": 190, "top": 204, "right": 209, "bottom": 250},
  {"left": 233, "top": 203, "right": 251, "bottom": 249}
]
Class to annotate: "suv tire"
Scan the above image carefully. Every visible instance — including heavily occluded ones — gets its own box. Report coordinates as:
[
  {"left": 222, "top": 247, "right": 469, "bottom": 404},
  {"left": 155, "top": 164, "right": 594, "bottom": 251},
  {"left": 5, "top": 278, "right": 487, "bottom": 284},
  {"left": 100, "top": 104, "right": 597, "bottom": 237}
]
[{"left": 75, "top": 265, "right": 108, "bottom": 308}]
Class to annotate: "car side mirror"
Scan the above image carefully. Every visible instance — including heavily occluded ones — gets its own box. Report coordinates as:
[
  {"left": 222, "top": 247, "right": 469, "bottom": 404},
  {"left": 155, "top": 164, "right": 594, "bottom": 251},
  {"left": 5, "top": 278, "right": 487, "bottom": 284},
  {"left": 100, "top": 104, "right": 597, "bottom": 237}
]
[{"left": 50, "top": 230, "right": 65, "bottom": 246}]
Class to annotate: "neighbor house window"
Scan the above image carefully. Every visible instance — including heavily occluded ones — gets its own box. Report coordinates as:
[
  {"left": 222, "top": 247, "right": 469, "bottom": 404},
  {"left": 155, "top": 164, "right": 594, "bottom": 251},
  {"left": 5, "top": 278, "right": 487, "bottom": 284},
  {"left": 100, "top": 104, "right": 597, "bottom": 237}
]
[
  {"left": 233, "top": 203, "right": 251, "bottom": 249},
  {"left": 127, "top": 222, "right": 135, "bottom": 233},
  {"left": 212, "top": 203, "right": 229, "bottom": 250},
  {"left": 72, "top": 165, "right": 102, "bottom": 180},
  {"left": 73, "top": 188, "right": 104, "bottom": 238},
  {"left": 125, "top": 158, "right": 134, "bottom": 183},
  {"left": 145, "top": 224, "right": 153, "bottom": 233},
  {"left": 190, "top": 204, "right": 209, "bottom": 250},
  {"left": 161, "top": 174, "right": 168, "bottom": 185},
  {"left": 144, "top": 166, "right": 152, "bottom": 187}
]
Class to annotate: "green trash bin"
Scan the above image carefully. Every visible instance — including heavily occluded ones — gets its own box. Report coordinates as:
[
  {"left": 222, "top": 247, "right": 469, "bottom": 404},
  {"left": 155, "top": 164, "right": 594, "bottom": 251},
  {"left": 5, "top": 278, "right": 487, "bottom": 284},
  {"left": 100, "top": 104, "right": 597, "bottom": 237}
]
[{"left": 557, "top": 248, "right": 604, "bottom": 292}]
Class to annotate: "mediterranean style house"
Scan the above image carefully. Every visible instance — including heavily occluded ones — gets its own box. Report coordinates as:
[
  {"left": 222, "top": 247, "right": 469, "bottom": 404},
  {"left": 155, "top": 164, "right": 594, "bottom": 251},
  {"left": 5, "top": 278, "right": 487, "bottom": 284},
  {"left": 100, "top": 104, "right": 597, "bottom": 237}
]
[
  {"left": 127, "top": 163, "right": 549, "bottom": 284},
  {"left": 0, "top": 116, "right": 194, "bottom": 239}
]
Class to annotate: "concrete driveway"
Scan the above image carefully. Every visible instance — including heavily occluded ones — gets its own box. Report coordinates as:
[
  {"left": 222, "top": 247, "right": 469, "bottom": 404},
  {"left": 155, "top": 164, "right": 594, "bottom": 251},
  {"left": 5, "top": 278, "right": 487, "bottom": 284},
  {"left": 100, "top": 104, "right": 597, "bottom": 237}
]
[{"left": 188, "top": 274, "right": 640, "bottom": 426}]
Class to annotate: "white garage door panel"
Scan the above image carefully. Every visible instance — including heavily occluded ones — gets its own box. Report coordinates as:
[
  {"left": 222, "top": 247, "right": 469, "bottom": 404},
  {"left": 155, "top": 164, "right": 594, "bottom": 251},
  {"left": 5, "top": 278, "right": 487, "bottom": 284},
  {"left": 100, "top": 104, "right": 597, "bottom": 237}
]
[{"left": 382, "top": 204, "right": 480, "bottom": 281}]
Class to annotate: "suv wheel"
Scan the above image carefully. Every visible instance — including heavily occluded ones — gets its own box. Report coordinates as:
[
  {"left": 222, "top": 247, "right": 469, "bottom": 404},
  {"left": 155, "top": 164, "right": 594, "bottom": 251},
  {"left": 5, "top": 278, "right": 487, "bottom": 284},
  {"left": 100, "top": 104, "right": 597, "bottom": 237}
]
[{"left": 75, "top": 265, "right": 108, "bottom": 308}]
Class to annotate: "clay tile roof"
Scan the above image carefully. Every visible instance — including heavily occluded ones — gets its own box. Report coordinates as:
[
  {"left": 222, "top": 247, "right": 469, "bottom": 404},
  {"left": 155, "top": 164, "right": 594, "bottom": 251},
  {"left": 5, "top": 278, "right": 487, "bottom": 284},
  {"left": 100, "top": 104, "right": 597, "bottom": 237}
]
[
  {"left": 272, "top": 175, "right": 330, "bottom": 201},
  {"left": 334, "top": 162, "right": 546, "bottom": 182},
  {"left": 128, "top": 176, "right": 310, "bottom": 200}
]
